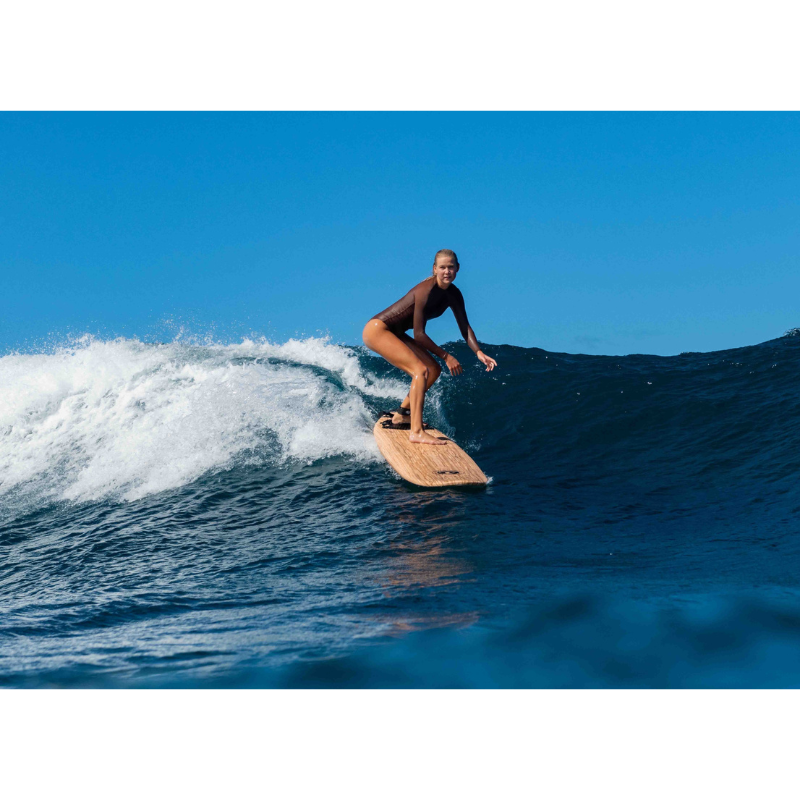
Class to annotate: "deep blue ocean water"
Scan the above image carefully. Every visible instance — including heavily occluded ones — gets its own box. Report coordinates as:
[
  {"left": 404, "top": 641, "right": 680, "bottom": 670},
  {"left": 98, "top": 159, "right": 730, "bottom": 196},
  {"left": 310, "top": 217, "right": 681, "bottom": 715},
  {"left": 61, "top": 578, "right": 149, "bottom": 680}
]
[{"left": 2, "top": 332, "right": 800, "bottom": 688}]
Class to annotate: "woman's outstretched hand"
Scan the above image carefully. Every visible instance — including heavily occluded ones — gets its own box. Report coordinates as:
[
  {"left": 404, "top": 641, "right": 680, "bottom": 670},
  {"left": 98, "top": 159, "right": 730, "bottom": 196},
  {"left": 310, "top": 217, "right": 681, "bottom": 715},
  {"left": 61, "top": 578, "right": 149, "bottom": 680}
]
[
  {"left": 477, "top": 351, "right": 497, "bottom": 372},
  {"left": 444, "top": 353, "right": 463, "bottom": 376}
]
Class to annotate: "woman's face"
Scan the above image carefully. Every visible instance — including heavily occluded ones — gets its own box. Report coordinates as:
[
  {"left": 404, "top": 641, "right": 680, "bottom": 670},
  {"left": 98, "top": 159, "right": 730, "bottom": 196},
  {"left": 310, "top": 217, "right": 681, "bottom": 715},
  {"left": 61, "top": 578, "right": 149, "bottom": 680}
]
[{"left": 433, "top": 255, "right": 458, "bottom": 287}]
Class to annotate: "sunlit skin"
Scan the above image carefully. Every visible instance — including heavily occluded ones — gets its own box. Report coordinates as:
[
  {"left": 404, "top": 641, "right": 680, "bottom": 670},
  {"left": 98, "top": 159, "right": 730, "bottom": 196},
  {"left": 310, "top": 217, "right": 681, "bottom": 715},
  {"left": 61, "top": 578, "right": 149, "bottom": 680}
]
[{"left": 362, "top": 254, "right": 498, "bottom": 445}]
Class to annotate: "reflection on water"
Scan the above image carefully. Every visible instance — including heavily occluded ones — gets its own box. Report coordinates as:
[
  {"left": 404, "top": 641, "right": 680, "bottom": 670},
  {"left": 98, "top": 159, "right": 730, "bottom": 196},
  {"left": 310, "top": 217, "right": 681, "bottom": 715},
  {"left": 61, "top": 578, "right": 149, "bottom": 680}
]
[
  {"left": 382, "top": 612, "right": 481, "bottom": 636},
  {"left": 382, "top": 536, "right": 472, "bottom": 591},
  {"left": 372, "top": 490, "right": 479, "bottom": 634}
]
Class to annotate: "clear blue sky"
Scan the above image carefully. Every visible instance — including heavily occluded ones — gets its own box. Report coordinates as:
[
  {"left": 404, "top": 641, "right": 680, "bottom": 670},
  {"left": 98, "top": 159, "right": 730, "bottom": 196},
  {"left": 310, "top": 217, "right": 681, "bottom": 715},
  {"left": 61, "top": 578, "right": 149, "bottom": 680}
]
[{"left": 2, "top": 112, "right": 798, "bottom": 355}]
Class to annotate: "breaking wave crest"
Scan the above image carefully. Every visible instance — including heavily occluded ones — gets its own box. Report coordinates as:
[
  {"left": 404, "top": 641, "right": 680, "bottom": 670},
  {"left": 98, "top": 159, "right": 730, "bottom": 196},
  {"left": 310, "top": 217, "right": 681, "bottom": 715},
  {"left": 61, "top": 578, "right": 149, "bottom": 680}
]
[{"left": 0, "top": 335, "right": 407, "bottom": 506}]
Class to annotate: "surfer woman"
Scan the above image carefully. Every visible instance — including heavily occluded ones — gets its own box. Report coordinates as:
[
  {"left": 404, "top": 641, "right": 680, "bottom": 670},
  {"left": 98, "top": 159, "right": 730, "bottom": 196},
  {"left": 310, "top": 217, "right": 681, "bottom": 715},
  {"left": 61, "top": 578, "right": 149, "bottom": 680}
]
[{"left": 362, "top": 249, "right": 497, "bottom": 446}]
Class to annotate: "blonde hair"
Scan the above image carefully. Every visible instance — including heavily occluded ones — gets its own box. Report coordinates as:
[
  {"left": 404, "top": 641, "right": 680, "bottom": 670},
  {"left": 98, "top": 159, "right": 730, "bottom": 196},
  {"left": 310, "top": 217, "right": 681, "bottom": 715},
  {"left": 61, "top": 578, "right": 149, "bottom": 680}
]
[{"left": 432, "top": 249, "right": 460, "bottom": 275}]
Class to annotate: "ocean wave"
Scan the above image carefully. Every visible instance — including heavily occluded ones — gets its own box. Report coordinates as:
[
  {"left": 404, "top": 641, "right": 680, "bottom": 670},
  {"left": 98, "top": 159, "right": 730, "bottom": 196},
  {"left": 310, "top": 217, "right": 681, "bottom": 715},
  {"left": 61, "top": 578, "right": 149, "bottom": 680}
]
[
  {"left": 4, "top": 330, "right": 800, "bottom": 687},
  {"left": 0, "top": 335, "right": 408, "bottom": 507},
  {"left": 227, "top": 591, "right": 800, "bottom": 689},
  {"left": 4, "top": 330, "right": 800, "bottom": 511}
]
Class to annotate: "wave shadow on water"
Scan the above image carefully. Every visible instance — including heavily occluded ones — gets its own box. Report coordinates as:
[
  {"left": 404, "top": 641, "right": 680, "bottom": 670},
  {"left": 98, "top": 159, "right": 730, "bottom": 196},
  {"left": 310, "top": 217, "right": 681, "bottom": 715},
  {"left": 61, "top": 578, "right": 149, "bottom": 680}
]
[{"left": 203, "top": 591, "right": 800, "bottom": 689}]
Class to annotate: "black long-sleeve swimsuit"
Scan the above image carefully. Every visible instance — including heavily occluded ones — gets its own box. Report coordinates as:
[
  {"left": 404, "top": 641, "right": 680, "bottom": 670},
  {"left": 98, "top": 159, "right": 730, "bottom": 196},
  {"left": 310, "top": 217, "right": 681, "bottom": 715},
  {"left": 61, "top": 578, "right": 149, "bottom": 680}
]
[{"left": 371, "top": 277, "right": 480, "bottom": 357}]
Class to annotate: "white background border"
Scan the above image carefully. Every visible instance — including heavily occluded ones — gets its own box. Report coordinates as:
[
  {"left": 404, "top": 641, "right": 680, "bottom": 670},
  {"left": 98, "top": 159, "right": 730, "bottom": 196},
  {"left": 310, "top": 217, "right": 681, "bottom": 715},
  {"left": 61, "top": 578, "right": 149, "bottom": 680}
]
[
  {"left": 2, "top": 691, "right": 798, "bottom": 797},
  {"left": 2, "top": 0, "right": 799, "bottom": 110}
]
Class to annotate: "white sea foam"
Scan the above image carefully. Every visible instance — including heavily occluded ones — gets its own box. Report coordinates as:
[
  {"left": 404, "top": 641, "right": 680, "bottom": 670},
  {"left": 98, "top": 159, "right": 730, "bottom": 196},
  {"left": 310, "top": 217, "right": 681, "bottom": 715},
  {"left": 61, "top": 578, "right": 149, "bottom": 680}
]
[{"left": 0, "top": 336, "right": 408, "bottom": 504}]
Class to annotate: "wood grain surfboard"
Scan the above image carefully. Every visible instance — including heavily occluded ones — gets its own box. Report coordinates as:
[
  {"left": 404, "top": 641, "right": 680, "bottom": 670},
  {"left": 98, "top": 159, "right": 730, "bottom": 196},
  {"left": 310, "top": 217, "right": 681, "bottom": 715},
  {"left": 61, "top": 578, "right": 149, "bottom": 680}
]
[{"left": 373, "top": 413, "right": 488, "bottom": 488}]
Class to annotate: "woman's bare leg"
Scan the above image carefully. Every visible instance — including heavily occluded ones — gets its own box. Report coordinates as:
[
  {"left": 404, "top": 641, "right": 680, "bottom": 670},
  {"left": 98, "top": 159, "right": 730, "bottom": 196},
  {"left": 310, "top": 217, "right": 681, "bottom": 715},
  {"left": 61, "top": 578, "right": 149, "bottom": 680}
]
[
  {"left": 393, "top": 333, "right": 442, "bottom": 423},
  {"left": 362, "top": 320, "right": 446, "bottom": 445}
]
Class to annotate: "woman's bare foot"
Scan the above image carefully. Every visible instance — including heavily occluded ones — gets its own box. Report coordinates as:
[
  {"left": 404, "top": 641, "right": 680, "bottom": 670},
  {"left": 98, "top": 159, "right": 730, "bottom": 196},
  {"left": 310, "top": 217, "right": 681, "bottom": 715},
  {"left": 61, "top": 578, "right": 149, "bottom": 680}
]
[
  {"left": 392, "top": 411, "right": 409, "bottom": 425},
  {"left": 409, "top": 430, "right": 447, "bottom": 445}
]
